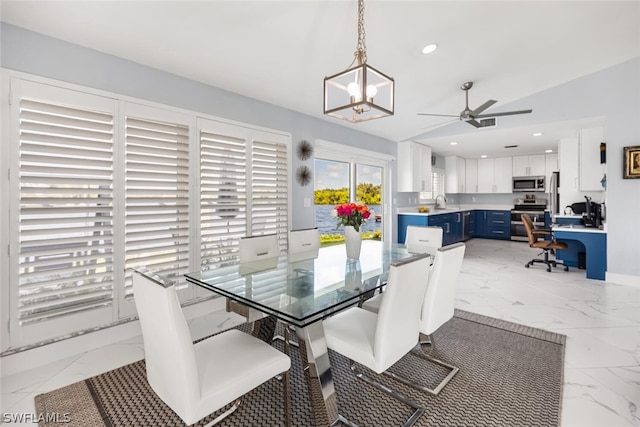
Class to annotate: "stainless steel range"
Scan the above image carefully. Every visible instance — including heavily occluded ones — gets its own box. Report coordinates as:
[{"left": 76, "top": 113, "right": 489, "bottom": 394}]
[{"left": 511, "top": 198, "right": 547, "bottom": 241}]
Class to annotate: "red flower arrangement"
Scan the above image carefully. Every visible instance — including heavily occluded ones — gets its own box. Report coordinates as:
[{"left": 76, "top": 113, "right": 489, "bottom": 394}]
[{"left": 332, "top": 202, "right": 371, "bottom": 232}]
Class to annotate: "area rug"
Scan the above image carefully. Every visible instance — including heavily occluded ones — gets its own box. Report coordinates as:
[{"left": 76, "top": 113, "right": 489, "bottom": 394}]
[{"left": 35, "top": 310, "right": 565, "bottom": 426}]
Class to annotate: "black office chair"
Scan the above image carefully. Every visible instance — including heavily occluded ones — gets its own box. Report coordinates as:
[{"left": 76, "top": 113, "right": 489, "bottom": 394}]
[{"left": 522, "top": 214, "right": 569, "bottom": 272}]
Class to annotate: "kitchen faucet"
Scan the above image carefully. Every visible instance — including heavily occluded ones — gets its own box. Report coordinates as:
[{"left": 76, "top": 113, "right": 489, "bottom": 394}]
[{"left": 435, "top": 194, "right": 447, "bottom": 209}]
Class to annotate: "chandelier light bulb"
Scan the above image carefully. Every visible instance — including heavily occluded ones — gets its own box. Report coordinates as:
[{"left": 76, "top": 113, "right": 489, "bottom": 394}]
[
  {"left": 366, "top": 84, "right": 377, "bottom": 99},
  {"left": 347, "top": 82, "right": 361, "bottom": 97}
]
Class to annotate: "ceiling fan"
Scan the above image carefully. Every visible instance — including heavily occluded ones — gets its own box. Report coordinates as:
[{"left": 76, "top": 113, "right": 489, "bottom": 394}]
[{"left": 418, "top": 81, "right": 533, "bottom": 128}]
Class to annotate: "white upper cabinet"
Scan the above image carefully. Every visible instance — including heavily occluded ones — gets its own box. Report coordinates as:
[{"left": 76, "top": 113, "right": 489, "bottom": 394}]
[
  {"left": 579, "top": 127, "right": 606, "bottom": 191},
  {"left": 465, "top": 159, "right": 478, "bottom": 194},
  {"left": 397, "top": 141, "right": 432, "bottom": 192},
  {"left": 513, "top": 155, "right": 546, "bottom": 176},
  {"left": 478, "top": 157, "right": 513, "bottom": 193},
  {"left": 445, "top": 156, "right": 466, "bottom": 193}
]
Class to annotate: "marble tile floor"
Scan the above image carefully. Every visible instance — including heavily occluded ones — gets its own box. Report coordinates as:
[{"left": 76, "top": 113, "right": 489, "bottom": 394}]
[{"left": 1, "top": 238, "right": 639, "bottom": 426}]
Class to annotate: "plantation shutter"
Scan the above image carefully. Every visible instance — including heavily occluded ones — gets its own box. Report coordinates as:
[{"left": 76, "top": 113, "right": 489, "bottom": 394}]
[
  {"left": 250, "top": 139, "right": 289, "bottom": 251},
  {"left": 123, "top": 115, "right": 191, "bottom": 300},
  {"left": 16, "top": 93, "right": 116, "bottom": 343},
  {"left": 200, "top": 130, "right": 247, "bottom": 268}
]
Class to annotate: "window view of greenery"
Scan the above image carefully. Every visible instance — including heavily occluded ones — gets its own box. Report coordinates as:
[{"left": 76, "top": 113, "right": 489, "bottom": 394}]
[{"left": 314, "top": 159, "right": 382, "bottom": 245}]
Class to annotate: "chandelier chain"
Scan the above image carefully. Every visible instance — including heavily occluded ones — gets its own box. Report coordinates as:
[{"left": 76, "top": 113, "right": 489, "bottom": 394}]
[{"left": 355, "top": 0, "right": 367, "bottom": 64}]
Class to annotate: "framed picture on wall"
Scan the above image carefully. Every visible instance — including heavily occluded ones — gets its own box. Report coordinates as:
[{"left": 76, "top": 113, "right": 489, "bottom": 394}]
[{"left": 623, "top": 145, "right": 640, "bottom": 179}]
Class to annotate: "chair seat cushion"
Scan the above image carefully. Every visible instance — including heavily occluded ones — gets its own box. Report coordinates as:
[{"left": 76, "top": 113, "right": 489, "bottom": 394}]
[
  {"left": 193, "top": 329, "right": 290, "bottom": 421},
  {"left": 323, "top": 308, "right": 378, "bottom": 372}
]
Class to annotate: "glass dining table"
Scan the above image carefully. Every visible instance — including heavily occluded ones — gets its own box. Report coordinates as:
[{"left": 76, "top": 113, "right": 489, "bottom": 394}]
[{"left": 185, "top": 240, "right": 422, "bottom": 427}]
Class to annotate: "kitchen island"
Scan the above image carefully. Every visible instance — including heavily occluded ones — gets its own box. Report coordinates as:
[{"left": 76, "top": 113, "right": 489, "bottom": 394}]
[{"left": 552, "top": 223, "right": 607, "bottom": 280}]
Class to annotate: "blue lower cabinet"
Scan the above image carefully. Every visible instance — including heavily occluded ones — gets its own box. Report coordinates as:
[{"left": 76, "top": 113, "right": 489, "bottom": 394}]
[
  {"left": 483, "top": 210, "right": 511, "bottom": 240},
  {"left": 398, "top": 209, "right": 509, "bottom": 244},
  {"left": 397, "top": 215, "right": 427, "bottom": 244}
]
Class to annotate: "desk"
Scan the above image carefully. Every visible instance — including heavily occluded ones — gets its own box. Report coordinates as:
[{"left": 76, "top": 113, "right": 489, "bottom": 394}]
[
  {"left": 185, "top": 241, "right": 417, "bottom": 427},
  {"left": 552, "top": 224, "right": 607, "bottom": 280}
]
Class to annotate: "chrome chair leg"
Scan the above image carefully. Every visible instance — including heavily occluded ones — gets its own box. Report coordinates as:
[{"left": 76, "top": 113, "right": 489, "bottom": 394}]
[
  {"left": 349, "top": 361, "right": 423, "bottom": 427},
  {"left": 202, "top": 399, "right": 242, "bottom": 427},
  {"left": 383, "top": 338, "right": 459, "bottom": 396}
]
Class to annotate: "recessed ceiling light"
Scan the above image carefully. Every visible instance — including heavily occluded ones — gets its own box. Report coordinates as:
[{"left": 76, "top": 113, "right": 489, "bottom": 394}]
[
  {"left": 481, "top": 155, "right": 487, "bottom": 158},
  {"left": 422, "top": 44, "right": 438, "bottom": 54},
  {"left": 533, "top": 132, "right": 543, "bottom": 136},
  {"left": 545, "top": 149, "right": 553, "bottom": 153},
  {"left": 450, "top": 141, "right": 458, "bottom": 145}
]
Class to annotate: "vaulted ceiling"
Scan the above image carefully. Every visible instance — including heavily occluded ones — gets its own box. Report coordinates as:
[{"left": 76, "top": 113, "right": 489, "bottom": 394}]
[{"left": 2, "top": 1, "right": 639, "bottom": 157}]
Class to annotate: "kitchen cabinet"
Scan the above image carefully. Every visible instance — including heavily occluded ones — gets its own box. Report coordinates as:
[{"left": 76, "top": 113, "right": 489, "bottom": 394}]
[
  {"left": 465, "top": 159, "right": 478, "bottom": 194},
  {"left": 475, "top": 210, "right": 510, "bottom": 240},
  {"left": 397, "top": 141, "right": 432, "bottom": 192},
  {"left": 513, "top": 155, "right": 546, "bottom": 177},
  {"left": 579, "top": 127, "right": 605, "bottom": 191},
  {"left": 445, "top": 156, "right": 466, "bottom": 194},
  {"left": 478, "top": 157, "right": 513, "bottom": 193},
  {"left": 397, "top": 214, "right": 427, "bottom": 243},
  {"left": 398, "top": 212, "right": 463, "bottom": 246}
]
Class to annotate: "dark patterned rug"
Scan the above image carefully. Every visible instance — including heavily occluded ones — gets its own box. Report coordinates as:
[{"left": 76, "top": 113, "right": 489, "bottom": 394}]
[{"left": 35, "top": 310, "right": 565, "bottom": 427}]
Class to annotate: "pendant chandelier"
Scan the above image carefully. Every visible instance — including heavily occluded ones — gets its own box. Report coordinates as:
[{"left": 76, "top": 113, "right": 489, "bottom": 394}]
[{"left": 323, "top": 0, "right": 395, "bottom": 123}]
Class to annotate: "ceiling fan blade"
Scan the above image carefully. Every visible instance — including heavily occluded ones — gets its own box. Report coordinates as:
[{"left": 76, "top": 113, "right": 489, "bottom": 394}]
[
  {"left": 417, "top": 113, "right": 460, "bottom": 118},
  {"left": 470, "top": 99, "right": 497, "bottom": 116},
  {"left": 475, "top": 109, "right": 533, "bottom": 118},
  {"left": 466, "top": 119, "right": 482, "bottom": 128}
]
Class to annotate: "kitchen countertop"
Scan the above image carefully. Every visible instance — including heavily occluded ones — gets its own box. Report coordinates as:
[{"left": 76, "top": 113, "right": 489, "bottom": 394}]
[
  {"left": 397, "top": 205, "right": 513, "bottom": 216},
  {"left": 553, "top": 223, "right": 607, "bottom": 233}
]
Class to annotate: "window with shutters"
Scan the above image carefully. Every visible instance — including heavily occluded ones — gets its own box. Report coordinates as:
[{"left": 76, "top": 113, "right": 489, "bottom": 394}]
[
  {"left": 123, "top": 115, "right": 191, "bottom": 301},
  {"left": 9, "top": 81, "right": 118, "bottom": 346},
  {"left": 198, "top": 120, "right": 289, "bottom": 269},
  {"left": 3, "top": 76, "right": 291, "bottom": 350}
]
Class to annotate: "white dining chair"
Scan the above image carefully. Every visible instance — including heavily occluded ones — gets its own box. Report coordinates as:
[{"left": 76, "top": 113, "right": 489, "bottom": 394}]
[
  {"left": 238, "top": 234, "right": 279, "bottom": 263},
  {"left": 132, "top": 267, "right": 291, "bottom": 426},
  {"left": 380, "top": 242, "right": 466, "bottom": 395},
  {"left": 405, "top": 225, "right": 443, "bottom": 255},
  {"left": 288, "top": 228, "right": 320, "bottom": 262},
  {"left": 323, "top": 254, "right": 431, "bottom": 426},
  {"left": 288, "top": 227, "right": 320, "bottom": 253}
]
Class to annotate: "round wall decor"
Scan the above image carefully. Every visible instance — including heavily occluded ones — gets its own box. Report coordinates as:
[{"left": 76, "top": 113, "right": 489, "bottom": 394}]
[
  {"left": 296, "top": 165, "right": 313, "bottom": 186},
  {"left": 296, "top": 140, "right": 313, "bottom": 160}
]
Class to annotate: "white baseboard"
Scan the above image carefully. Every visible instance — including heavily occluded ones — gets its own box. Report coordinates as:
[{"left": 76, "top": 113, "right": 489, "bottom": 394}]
[
  {"left": 605, "top": 272, "right": 640, "bottom": 288},
  {"left": 0, "top": 297, "right": 225, "bottom": 378}
]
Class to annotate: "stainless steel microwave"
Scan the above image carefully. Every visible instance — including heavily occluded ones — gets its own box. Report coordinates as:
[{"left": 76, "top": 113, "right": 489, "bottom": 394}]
[{"left": 512, "top": 176, "right": 545, "bottom": 192}]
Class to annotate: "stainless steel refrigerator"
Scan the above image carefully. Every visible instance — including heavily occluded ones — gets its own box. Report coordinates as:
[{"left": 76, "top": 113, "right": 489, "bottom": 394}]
[{"left": 548, "top": 171, "right": 560, "bottom": 215}]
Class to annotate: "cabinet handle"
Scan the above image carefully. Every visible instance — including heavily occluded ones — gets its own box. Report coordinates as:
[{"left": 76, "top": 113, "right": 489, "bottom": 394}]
[
  {"left": 494, "top": 220, "right": 504, "bottom": 224},
  {"left": 493, "top": 230, "right": 504, "bottom": 234},
  {"left": 446, "top": 223, "right": 450, "bottom": 233}
]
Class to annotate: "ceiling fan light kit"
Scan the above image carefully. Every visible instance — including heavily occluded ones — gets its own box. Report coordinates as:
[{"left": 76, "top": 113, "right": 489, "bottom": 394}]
[
  {"left": 323, "top": 0, "right": 394, "bottom": 123},
  {"left": 419, "top": 81, "right": 532, "bottom": 128}
]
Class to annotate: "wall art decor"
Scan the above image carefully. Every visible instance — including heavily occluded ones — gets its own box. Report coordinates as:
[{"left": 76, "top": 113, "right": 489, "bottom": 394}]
[
  {"left": 623, "top": 145, "right": 640, "bottom": 179},
  {"left": 296, "top": 165, "right": 313, "bottom": 186},
  {"left": 296, "top": 139, "right": 313, "bottom": 161}
]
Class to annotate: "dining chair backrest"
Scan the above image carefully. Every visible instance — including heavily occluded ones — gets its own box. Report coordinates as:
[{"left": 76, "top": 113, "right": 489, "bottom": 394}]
[
  {"left": 374, "top": 255, "right": 431, "bottom": 372},
  {"left": 288, "top": 228, "right": 321, "bottom": 254},
  {"left": 239, "top": 234, "right": 279, "bottom": 263},
  {"left": 132, "top": 268, "right": 199, "bottom": 417},
  {"left": 420, "top": 242, "right": 466, "bottom": 336},
  {"left": 406, "top": 225, "right": 443, "bottom": 254}
]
